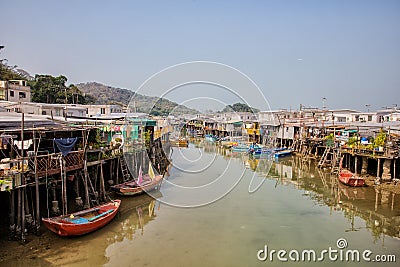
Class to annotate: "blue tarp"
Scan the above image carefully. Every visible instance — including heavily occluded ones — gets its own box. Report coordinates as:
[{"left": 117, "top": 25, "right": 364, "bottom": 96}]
[{"left": 54, "top": 137, "right": 78, "bottom": 156}]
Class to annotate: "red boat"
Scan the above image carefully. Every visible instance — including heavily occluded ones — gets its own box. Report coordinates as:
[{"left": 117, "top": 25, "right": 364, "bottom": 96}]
[
  {"left": 111, "top": 174, "right": 163, "bottom": 196},
  {"left": 338, "top": 170, "right": 365, "bottom": 187},
  {"left": 42, "top": 199, "right": 121, "bottom": 237}
]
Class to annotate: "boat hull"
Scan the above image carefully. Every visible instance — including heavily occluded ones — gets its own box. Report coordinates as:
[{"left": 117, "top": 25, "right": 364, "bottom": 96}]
[
  {"left": 339, "top": 171, "right": 365, "bottom": 187},
  {"left": 112, "top": 175, "right": 163, "bottom": 196},
  {"left": 42, "top": 199, "right": 121, "bottom": 237},
  {"left": 170, "top": 140, "right": 189, "bottom": 147},
  {"left": 274, "top": 149, "right": 293, "bottom": 158}
]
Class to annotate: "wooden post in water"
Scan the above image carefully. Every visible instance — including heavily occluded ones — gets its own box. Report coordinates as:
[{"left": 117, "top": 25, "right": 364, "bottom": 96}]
[
  {"left": 21, "top": 187, "right": 25, "bottom": 242},
  {"left": 100, "top": 160, "right": 105, "bottom": 202},
  {"left": 21, "top": 112, "right": 26, "bottom": 241},
  {"left": 354, "top": 156, "right": 358, "bottom": 175},
  {"left": 391, "top": 193, "right": 395, "bottom": 211},
  {"left": 377, "top": 158, "right": 381, "bottom": 178},
  {"left": 83, "top": 130, "right": 90, "bottom": 208},
  {"left": 9, "top": 190, "right": 15, "bottom": 239},
  {"left": 116, "top": 157, "right": 120, "bottom": 185},
  {"left": 17, "top": 188, "right": 21, "bottom": 238},
  {"left": 60, "top": 157, "right": 68, "bottom": 215},
  {"left": 33, "top": 128, "right": 40, "bottom": 233},
  {"left": 83, "top": 163, "right": 90, "bottom": 208}
]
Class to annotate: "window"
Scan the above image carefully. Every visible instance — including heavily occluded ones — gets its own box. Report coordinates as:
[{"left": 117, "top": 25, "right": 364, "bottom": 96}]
[
  {"left": 19, "top": 92, "right": 26, "bottom": 98},
  {"left": 368, "top": 115, "right": 372, "bottom": 121},
  {"left": 9, "top": 90, "right": 14, "bottom": 97},
  {"left": 101, "top": 108, "right": 105, "bottom": 114},
  {"left": 42, "top": 111, "right": 47, "bottom": 115}
]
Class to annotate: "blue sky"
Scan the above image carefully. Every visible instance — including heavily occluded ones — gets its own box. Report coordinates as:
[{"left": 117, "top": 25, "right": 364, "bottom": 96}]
[{"left": 1, "top": 0, "right": 399, "bottom": 111}]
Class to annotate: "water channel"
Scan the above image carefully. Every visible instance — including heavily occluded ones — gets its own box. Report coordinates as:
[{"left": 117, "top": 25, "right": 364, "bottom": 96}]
[{"left": 4, "top": 141, "right": 400, "bottom": 266}]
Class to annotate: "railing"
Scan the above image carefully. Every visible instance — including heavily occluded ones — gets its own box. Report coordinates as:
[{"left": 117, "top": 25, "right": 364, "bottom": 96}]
[
  {"left": 340, "top": 146, "right": 386, "bottom": 158},
  {"left": 31, "top": 150, "right": 84, "bottom": 177}
]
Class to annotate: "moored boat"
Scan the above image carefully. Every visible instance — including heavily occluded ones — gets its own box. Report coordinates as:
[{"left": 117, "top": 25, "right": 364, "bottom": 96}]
[
  {"left": 232, "top": 143, "right": 249, "bottom": 152},
  {"left": 111, "top": 164, "right": 163, "bottom": 196},
  {"left": 205, "top": 134, "right": 218, "bottom": 142},
  {"left": 42, "top": 199, "right": 121, "bottom": 237},
  {"left": 252, "top": 147, "right": 274, "bottom": 156},
  {"left": 274, "top": 149, "right": 293, "bottom": 158},
  {"left": 111, "top": 175, "right": 163, "bottom": 196},
  {"left": 338, "top": 170, "right": 365, "bottom": 187},
  {"left": 170, "top": 138, "right": 189, "bottom": 147}
]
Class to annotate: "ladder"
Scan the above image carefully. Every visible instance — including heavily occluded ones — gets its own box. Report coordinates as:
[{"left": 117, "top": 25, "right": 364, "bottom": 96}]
[
  {"left": 120, "top": 157, "right": 132, "bottom": 182},
  {"left": 331, "top": 149, "right": 342, "bottom": 174},
  {"left": 318, "top": 147, "right": 332, "bottom": 168}
]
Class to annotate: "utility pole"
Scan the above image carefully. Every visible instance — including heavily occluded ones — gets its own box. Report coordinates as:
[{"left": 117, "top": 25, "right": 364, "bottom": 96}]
[{"left": 64, "top": 87, "right": 68, "bottom": 121}]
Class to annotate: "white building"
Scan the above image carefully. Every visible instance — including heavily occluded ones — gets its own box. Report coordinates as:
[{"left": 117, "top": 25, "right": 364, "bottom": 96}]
[
  {"left": 0, "top": 101, "right": 87, "bottom": 117},
  {"left": 83, "top": 104, "right": 123, "bottom": 117},
  {"left": 0, "top": 80, "right": 31, "bottom": 102}
]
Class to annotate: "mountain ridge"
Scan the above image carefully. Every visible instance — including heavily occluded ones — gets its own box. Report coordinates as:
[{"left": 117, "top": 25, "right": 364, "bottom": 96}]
[{"left": 76, "top": 82, "right": 199, "bottom": 115}]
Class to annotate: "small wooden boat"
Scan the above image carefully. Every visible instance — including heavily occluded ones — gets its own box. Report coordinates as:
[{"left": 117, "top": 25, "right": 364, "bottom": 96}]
[
  {"left": 111, "top": 175, "right": 163, "bottom": 196},
  {"left": 170, "top": 138, "right": 189, "bottom": 147},
  {"left": 232, "top": 143, "right": 249, "bottom": 152},
  {"left": 111, "top": 164, "right": 163, "bottom": 196},
  {"left": 42, "top": 199, "right": 121, "bottom": 237},
  {"left": 339, "top": 170, "right": 365, "bottom": 187}
]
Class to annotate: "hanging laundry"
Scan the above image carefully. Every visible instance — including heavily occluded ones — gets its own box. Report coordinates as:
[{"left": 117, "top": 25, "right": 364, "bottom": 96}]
[
  {"left": 1, "top": 137, "right": 10, "bottom": 149},
  {"left": 54, "top": 137, "right": 78, "bottom": 156},
  {"left": 13, "top": 139, "right": 33, "bottom": 150}
]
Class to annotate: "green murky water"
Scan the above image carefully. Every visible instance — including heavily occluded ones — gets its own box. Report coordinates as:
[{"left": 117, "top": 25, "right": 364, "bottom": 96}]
[{"left": 5, "top": 142, "right": 400, "bottom": 266}]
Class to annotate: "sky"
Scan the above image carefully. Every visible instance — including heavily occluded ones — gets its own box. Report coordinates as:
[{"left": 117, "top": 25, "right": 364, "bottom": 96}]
[{"left": 1, "top": 0, "right": 399, "bottom": 112}]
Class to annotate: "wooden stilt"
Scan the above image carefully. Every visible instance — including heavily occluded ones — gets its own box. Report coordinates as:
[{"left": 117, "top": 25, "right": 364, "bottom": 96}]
[
  {"left": 109, "top": 159, "right": 113, "bottom": 184},
  {"left": 116, "top": 157, "right": 120, "bottom": 184},
  {"left": 21, "top": 187, "right": 26, "bottom": 242},
  {"left": 377, "top": 158, "right": 381, "bottom": 178},
  {"left": 100, "top": 160, "right": 105, "bottom": 202},
  {"left": 33, "top": 129, "right": 40, "bottom": 233},
  {"left": 83, "top": 163, "right": 90, "bottom": 208},
  {"left": 354, "top": 156, "right": 358, "bottom": 175},
  {"left": 17, "top": 188, "right": 21, "bottom": 238},
  {"left": 391, "top": 193, "right": 395, "bottom": 211},
  {"left": 9, "top": 190, "right": 15, "bottom": 239},
  {"left": 20, "top": 112, "right": 26, "bottom": 241}
]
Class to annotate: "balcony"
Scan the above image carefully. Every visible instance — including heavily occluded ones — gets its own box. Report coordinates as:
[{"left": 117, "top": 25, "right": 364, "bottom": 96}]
[{"left": 30, "top": 150, "right": 84, "bottom": 177}]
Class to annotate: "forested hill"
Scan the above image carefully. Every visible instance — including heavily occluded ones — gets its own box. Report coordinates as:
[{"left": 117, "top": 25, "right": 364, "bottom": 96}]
[{"left": 76, "top": 82, "right": 198, "bottom": 116}]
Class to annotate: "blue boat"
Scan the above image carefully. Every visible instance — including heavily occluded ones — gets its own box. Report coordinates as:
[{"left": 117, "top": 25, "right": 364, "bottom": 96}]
[
  {"left": 232, "top": 144, "right": 249, "bottom": 152},
  {"left": 205, "top": 134, "right": 218, "bottom": 142},
  {"left": 274, "top": 149, "right": 293, "bottom": 158}
]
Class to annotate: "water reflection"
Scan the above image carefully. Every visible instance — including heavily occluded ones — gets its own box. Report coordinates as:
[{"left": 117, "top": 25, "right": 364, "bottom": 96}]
[
  {"left": 104, "top": 143, "right": 399, "bottom": 267},
  {"left": 111, "top": 192, "right": 162, "bottom": 242},
  {"left": 215, "top": 145, "right": 400, "bottom": 241}
]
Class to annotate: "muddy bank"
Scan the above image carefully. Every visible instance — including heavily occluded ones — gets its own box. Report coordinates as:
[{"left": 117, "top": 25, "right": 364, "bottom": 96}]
[
  {"left": 364, "top": 175, "right": 400, "bottom": 194},
  {"left": 0, "top": 193, "right": 158, "bottom": 267}
]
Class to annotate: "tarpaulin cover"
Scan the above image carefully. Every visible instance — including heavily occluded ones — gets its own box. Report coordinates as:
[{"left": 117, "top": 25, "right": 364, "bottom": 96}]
[{"left": 54, "top": 137, "right": 78, "bottom": 156}]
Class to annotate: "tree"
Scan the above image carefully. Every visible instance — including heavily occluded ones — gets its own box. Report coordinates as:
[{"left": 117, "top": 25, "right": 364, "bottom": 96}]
[
  {"left": 222, "top": 102, "right": 259, "bottom": 113},
  {"left": 30, "top": 75, "right": 87, "bottom": 104},
  {"left": 0, "top": 46, "right": 25, "bottom": 80}
]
